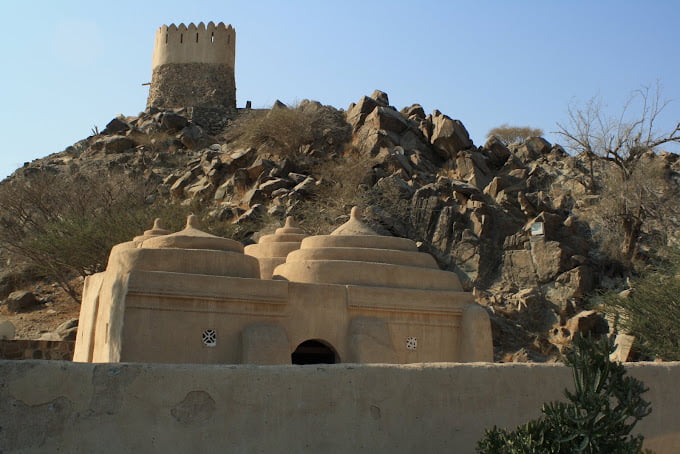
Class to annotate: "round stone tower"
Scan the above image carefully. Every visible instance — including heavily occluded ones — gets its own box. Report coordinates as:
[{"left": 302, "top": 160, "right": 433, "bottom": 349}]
[{"left": 147, "top": 22, "right": 236, "bottom": 110}]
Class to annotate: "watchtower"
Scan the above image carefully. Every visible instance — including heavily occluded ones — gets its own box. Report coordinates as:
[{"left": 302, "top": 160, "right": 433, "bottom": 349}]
[{"left": 147, "top": 22, "right": 236, "bottom": 111}]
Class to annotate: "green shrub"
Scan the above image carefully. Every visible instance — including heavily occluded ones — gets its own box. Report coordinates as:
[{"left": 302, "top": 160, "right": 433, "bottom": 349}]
[
  {"left": 601, "top": 251, "right": 680, "bottom": 361},
  {"left": 476, "top": 335, "right": 651, "bottom": 454},
  {"left": 487, "top": 124, "right": 544, "bottom": 145}
]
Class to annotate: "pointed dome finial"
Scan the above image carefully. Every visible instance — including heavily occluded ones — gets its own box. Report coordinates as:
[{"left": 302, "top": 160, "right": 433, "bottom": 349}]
[
  {"left": 350, "top": 206, "right": 361, "bottom": 219},
  {"left": 330, "top": 206, "right": 378, "bottom": 236},
  {"left": 186, "top": 214, "right": 200, "bottom": 229},
  {"left": 133, "top": 217, "right": 171, "bottom": 242}
]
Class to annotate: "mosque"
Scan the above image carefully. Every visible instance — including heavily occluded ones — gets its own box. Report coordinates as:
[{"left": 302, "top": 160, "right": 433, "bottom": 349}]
[{"left": 73, "top": 208, "right": 492, "bottom": 364}]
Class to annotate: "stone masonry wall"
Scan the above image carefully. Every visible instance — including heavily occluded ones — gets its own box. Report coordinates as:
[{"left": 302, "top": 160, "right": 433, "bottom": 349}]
[
  {"left": 147, "top": 63, "right": 236, "bottom": 110},
  {"left": 0, "top": 339, "right": 74, "bottom": 360}
]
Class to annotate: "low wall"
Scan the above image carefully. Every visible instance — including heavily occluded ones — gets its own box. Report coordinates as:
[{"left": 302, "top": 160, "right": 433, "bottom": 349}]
[
  {"left": 1, "top": 360, "right": 678, "bottom": 453},
  {"left": 0, "top": 340, "right": 74, "bottom": 360}
]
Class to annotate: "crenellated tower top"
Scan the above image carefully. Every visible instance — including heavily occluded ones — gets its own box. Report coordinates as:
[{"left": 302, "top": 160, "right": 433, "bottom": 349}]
[{"left": 151, "top": 22, "right": 235, "bottom": 69}]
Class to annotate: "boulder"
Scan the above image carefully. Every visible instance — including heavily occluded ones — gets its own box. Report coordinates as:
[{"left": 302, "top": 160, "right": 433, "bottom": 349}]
[
  {"left": 530, "top": 239, "right": 569, "bottom": 283},
  {"left": 4, "top": 290, "right": 37, "bottom": 313},
  {"left": 370, "top": 89, "right": 389, "bottom": 106},
  {"left": 401, "top": 104, "right": 426, "bottom": 120},
  {"left": 611, "top": 334, "right": 636, "bottom": 362},
  {"left": 170, "top": 171, "right": 197, "bottom": 197},
  {"left": 555, "top": 265, "right": 594, "bottom": 299},
  {"left": 158, "top": 112, "right": 189, "bottom": 131},
  {"left": 292, "top": 176, "right": 316, "bottom": 194},
  {"left": 353, "top": 127, "right": 398, "bottom": 155},
  {"left": 288, "top": 173, "right": 309, "bottom": 184},
  {"left": 101, "top": 116, "right": 130, "bottom": 135},
  {"left": 185, "top": 177, "right": 213, "bottom": 200},
  {"left": 512, "top": 137, "right": 551, "bottom": 162},
  {"left": 365, "top": 107, "right": 409, "bottom": 134},
  {"left": 559, "top": 310, "right": 609, "bottom": 342},
  {"left": 90, "top": 136, "right": 136, "bottom": 153},
  {"left": 376, "top": 147, "right": 413, "bottom": 175},
  {"left": 242, "top": 188, "right": 266, "bottom": 207},
  {"left": 483, "top": 136, "right": 511, "bottom": 168},
  {"left": 55, "top": 318, "right": 79, "bottom": 341},
  {"left": 430, "top": 112, "right": 473, "bottom": 159},
  {"left": 501, "top": 249, "right": 537, "bottom": 287},
  {"left": 236, "top": 204, "right": 265, "bottom": 225},
  {"left": 346, "top": 96, "right": 380, "bottom": 131},
  {"left": 455, "top": 151, "right": 491, "bottom": 189},
  {"left": 179, "top": 124, "right": 208, "bottom": 150},
  {"left": 484, "top": 176, "right": 511, "bottom": 198},
  {"left": 222, "top": 148, "right": 257, "bottom": 169},
  {"left": 0, "top": 319, "right": 15, "bottom": 340},
  {"left": 247, "top": 158, "right": 275, "bottom": 182},
  {"left": 258, "top": 178, "right": 294, "bottom": 195},
  {"left": 38, "top": 332, "right": 62, "bottom": 341}
]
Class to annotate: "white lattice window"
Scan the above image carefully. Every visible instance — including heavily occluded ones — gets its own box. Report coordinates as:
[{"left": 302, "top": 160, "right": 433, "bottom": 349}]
[
  {"left": 406, "top": 336, "right": 417, "bottom": 351},
  {"left": 202, "top": 329, "right": 217, "bottom": 347}
]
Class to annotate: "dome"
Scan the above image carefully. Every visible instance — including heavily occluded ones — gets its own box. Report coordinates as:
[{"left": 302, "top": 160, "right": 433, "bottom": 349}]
[
  {"left": 133, "top": 218, "right": 171, "bottom": 242},
  {"left": 116, "top": 215, "right": 260, "bottom": 278},
  {"left": 141, "top": 214, "right": 243, "bottom": 253},
  {"left": 273, "top": 207, "right": 462, "bottom": 291},
  {"left": 244, "top": 217, "right": 307, "bottom": 279}
]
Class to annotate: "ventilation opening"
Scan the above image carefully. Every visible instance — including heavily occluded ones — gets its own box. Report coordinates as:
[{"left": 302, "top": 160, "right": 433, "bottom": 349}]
[{"left": 291, "top": 340, "right": 337, "bottom": 365}]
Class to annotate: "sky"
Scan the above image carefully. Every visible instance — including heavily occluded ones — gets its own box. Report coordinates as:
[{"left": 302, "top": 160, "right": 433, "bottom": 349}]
[{"left": 1, "top": 0, "right": 679, "bottom": 179}]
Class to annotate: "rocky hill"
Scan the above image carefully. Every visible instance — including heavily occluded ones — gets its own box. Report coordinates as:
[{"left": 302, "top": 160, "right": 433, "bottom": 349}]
[{"left": 2, "top": 89, "right": 679, "bottom": 361}]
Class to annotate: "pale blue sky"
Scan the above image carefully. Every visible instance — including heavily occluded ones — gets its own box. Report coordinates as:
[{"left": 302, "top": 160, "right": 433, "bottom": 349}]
[{"left": 1, "top": 0, "right": 678, "bottom": 179}]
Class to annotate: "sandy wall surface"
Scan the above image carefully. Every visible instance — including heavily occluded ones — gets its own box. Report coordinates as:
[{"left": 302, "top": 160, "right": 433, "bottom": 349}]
[{"left": 1, "top": 360, "right": 678, "bottom": 453}]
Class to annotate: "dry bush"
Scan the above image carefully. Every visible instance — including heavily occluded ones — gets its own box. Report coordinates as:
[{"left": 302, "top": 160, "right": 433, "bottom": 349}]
[
  {"left": 589, "top": 159, "right": 678, "bottom": 264},
  {"left": 225, "top": 101, "right": 351, "bottom": 158},
  {"left": 287, "top": 148, "right": 376, "bottom": 235}
]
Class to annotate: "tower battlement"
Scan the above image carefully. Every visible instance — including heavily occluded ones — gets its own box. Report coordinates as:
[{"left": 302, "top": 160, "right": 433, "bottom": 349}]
[
  {"left": 147, "top": 22, "right": 236, "bottom": 111},
  {"left": 152, "top": 22, "right": 235, "bottom": 69}
]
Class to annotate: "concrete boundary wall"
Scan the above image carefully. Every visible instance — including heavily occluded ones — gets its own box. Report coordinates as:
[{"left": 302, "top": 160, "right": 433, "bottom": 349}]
[{"left": 1, "top": 360, "right": 678, "bottom": 453}]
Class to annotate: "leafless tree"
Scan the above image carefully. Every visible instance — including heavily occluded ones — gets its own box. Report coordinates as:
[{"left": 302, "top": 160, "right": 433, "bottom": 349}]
[
  {"left": 557, "top": 83, "right": 680, "bottom": 182},
  {"left": 556, "top": 83, "right": 680, "bottom": 263}
]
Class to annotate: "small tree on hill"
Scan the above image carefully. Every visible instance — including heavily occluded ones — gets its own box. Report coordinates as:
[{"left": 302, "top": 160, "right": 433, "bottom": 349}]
[
  {"left": 556, "top": 84, "right": 680, "bottom": 263},
  {"left": 487, "top": 124, "right": 544, "bottom": 145}
]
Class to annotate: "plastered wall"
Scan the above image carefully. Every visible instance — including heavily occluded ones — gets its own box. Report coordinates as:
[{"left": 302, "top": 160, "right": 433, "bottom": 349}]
[
  {"left": 151, "top": 22, "right": 235, "bottom": 68},
  {"left": 1, "top": 360, "right": 678, "bottom": 453}
]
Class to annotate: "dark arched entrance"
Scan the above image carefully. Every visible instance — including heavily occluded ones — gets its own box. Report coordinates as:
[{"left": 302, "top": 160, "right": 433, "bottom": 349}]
[{"left": 291, "top": 340, "right": 338, "bottom": 365}]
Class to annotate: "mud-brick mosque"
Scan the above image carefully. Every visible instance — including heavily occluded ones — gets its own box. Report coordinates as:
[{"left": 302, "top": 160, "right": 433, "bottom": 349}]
[{"left": 73, "top": 22, "right": 492, "bottom": 365}]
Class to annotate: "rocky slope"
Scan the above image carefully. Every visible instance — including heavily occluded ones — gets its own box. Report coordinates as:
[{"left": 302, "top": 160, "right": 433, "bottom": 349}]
[{"left": 3, "top": 89, "right": 679, "bottom": 361}]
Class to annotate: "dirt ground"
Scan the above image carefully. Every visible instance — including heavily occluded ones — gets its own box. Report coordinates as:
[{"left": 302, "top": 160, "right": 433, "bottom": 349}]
[{"left": 0, "top": 278, "right": 83, "bottom": 339}]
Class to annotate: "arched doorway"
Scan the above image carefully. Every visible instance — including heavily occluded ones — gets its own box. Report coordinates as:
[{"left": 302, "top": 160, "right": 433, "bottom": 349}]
[{"left": 291, "top": 339, "right": 338, "bottom": 365}]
